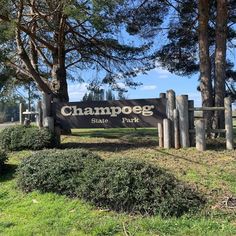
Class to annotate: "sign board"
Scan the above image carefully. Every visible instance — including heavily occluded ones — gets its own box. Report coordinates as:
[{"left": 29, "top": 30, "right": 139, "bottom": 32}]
[{"left": 53, "top": 98, "right": 166, "bottom": 129}]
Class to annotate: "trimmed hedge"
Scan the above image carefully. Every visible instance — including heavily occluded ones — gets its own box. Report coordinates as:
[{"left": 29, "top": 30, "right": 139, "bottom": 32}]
[
  {"left": 0, "top": 126, "right": 56, "bottom": 151},
  {"left": 17, "top": 149, "right": 103, "bottom": 197},
  {"left": 0, "top": 149, "right": 7, "bottom": 170},
  {"left": 82, "top": 158, "right": 205, "bottom": 217},
  {"left": 17, "top": 151, "right": 205, "bottom": 217}
]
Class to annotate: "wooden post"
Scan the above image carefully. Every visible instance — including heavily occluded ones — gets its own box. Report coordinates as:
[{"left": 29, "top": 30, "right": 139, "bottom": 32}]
[
  {"left": 163, "top": 118, "right": 171, "bottom": 149},
  {"left": 224, "top": 97, "right": 233, "bottom": 150},
  {"left": 176, "top": 95, "right": 190, "bottom": 148},
  {"left": 37, "top": 100, "right": 43, "bottom": 128},
  {"left": 159, "top": 93, "right": 166, "bottom": 99},
  {"left": 43, "top": 117, "right": 54, "bottom": 132},
  {"left": 173, "top": 109, "right": 180, "bottom": 149},
  {"left": 158, "top": 93, "right": 166, "bottom": 148},
  {"left": 167, "top": 90, "right": 176, "bottom": 119},
  {"left": 52, "top": 97, "right": 61, "bottom": 144},
  {"left": 42, "top": 93, "right": 53, "bottom": 119},
  {"left": 42, "top": 93, "right": 54, "bottom": 130},
  {"left": 19, "top": 103, "right": 23, "bottom": 125},
  {"left": 188, "top": 100, "right": 195, "bottom": 147},
  {"left": 196, "top": 119, "right": 206, "bottom": 151},
  {"left": 158, "top": 122, "right": 164, "bottom": 148},
  {"left": 166, "top": 90, "right": 176, "bottom": 147}
]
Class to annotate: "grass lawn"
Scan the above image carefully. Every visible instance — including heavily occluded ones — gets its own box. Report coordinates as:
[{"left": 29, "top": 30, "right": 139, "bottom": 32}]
[{"left": 0, "top": 128, "right": 236, "bottom": 235}]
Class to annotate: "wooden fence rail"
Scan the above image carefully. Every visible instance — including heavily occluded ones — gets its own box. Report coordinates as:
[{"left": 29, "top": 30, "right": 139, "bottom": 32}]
[{"left": 158, "top": 92, "right": 234, "bottom": 151}]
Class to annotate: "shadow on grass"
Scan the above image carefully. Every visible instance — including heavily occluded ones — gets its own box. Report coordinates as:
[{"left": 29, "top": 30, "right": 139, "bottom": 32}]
[
  {"left": 0, "top": 164, "right": 18, "bottom": 182},
  {"left": 155, "top": 149, "right": 205, "bottom": 165},
  {"left": 206, "top": 138, "right": 235, "bottom": 151},
  {"left": 71, "top": 128, "right": 157, "bottom": 140},
  {"left": 60, "top": 140, "right": 158, "bottom": 152},
  {"left": 61, "top": 128, "right": 159, "bottom": 152}
]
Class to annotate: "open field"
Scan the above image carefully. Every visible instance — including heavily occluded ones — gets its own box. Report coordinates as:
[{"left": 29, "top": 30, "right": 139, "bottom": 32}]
[{"left": 0, "top": 128, "right": 236, "bottom": 235}]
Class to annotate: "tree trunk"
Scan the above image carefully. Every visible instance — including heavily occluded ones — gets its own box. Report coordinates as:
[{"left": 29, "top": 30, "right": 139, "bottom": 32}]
[
  {"left": 214, "top": 0, "right": 228, "bottom": 130},
  {"left": 51, "top": 12, "right": 69, "bottom": 102},
  {"left": 51, "top": 59, "right": 69, "bottom": 102},
  {"left": 198, "top": 0, "right": 214, "bottom": 131}
]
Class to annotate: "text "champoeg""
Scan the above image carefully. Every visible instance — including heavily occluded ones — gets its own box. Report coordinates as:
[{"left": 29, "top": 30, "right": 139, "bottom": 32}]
[{"left": 61, "top": 105, "right": 155, "bottom": 117}]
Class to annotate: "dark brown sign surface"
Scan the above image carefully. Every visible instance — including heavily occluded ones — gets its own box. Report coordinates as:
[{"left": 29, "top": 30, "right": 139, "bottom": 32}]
[{"left": 53, "top": 98, "right": 166, "bottom": 128}]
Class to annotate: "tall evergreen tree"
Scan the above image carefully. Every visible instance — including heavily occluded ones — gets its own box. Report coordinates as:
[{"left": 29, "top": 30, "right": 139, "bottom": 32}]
[
  {"left": 214, "top": 0, "right": 228, "bottom": 129},
  {"left": 157, "top": 0, "right": 236, "bottom": 129},
  {"left": 198, "top": 0, "right": 213, "bottom": 129}
]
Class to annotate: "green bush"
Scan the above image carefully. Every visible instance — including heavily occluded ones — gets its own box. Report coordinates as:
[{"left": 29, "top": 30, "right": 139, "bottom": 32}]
[
  {"left": 82, "top": 158, "right": 205, "bottom": 217},
  {"left": 17, "top": 150, "right": 205, "bottom": 217},
  {"left": 0, "top": 149, "right": 7, "bottom": 170},
  {"left": 17, "top": 149, "right": 103, "bottom": 197},
  {"left": 0, "top": 126, "right": 56, "bottom": 151}
]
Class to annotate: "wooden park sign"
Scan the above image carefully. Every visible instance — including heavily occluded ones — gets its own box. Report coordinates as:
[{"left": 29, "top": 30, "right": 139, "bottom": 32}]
[
  {"left": 26, "top": 89, "right": 234, "bottom": 151},
  {"left": 53, "top": 98, "right": 167, "bottom": 129}
]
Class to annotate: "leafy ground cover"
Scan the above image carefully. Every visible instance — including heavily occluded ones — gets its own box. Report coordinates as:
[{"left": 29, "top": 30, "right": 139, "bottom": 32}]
[{"left": 0, "top": 128, "right": 236, "bottom": 235}]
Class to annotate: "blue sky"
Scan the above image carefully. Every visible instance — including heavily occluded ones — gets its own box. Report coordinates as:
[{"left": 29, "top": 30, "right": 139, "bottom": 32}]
[
  {"left": 68, "top": 67, "right": 202, "bottom": 106},
  {"left": 68, "top": 36, "right": 236, "bottom": 107}
]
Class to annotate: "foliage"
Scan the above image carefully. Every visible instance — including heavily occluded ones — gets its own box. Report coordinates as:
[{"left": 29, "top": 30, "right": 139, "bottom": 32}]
[
  {"left": 0, "top": 0, "right": 168, "bottom": 101},
  {"left": 17, "top": 146, "right": 205, "bottom": 217},
  {"left": 82, "top": 88, "right": 116, "bottom": 101},
  {"left": 0, "top": 148, "right": 7, "bottom": 170},
  {"left": 156, "top": 0, "right": 236, "bottom": 99},
  {"left": 0, "top": 126, "right": 56, "bottom": 151},
  {"left": 105, "top": 89, "right": 116, "bottom": 101},
  {"left": 17, "top": 149, "right": 103, "bottom": 196},
  {"left": 82, "top": 158, "right": 205, "bottom": 217}
]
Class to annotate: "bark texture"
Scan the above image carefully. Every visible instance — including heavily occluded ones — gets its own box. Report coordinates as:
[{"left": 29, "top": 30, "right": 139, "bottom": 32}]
[
  {"left": 214, "top": 0, "right": 228, "bottom": 130},
  {"left": 198, "top": 0, "right": 214, "bottom": 130}
]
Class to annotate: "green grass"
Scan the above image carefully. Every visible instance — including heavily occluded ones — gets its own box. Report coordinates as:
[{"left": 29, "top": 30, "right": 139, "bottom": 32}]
[{"left": 0, "top": 128, "right": 236, "bottom": 235}]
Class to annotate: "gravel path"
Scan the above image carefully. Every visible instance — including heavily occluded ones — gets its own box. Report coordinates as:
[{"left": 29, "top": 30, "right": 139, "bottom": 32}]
[{"left": 0, "top": 122, "right": 19, "bottom": 129}]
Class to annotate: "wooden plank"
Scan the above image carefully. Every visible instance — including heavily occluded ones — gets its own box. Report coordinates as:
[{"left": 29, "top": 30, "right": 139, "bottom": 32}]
[
  {"left": 159, "top": 93, "right": 166, "bottom": 99},
  {"left": 158, "top": 122, "right": 164, "bottom": 148},
  {"left": 19, "top": 103, "right": 23, "bottom": 125},
  {"left": 189, "top": 107, "right": 225, "bottom": 111},
  {"left": 189, "top": 129, "right": 226, "bottom": 133},
  {"left": 173, "top": 109, "right": 180, "bottom": 149},
  {"left": 225, "top": 97, "right": 234, "bottom": 150},
  {"left": 163, "top": 118, "right": 171, "bottom": 149},
  {"left": 166, "top": 90, "right": 176, "bottom": 147},
  {"left": 196, "top": 119, "right": 206, "bottom": 151},
  {"left": 176, "top": 95, "right": 190, "bottom": 148},
  {"left": 166, "top": 90, "right": 176, "bottom": 120},
  {"left": 188, "top": 100, "right": 195, "bottom": 147}
]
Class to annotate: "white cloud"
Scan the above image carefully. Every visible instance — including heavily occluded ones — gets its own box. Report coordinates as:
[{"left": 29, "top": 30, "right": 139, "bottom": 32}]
[
  {"left": 116, "top": 82, "right": 126, "bottom": 89},
  {"left": 140, "top": 85, "right": 157, "bottom": 90},
  {"left": 68, "top": 83, "right": 88, "bottom": 102},
  {"left": 154, "top": 67, "right": 172, "bottom": 79}
]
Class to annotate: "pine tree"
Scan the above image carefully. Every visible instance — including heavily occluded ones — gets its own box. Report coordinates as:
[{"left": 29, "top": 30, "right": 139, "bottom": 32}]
[
  {"left": 0, "top": 0, "right": 168, "bottom": 102},
  {"left": 157, "top": 0, "right": 236, "bottom": 129}
]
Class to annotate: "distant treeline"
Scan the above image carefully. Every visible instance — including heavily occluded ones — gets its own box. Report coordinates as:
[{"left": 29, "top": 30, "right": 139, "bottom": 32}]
[{"left": 82, "top": 89, "right": 127, "bottom": 102}]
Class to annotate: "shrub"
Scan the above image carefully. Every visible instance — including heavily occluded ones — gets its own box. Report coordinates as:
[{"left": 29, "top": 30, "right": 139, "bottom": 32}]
[
  {"left": 0, "top": 126, "right": 56, "bottom": 151},
  {"left": 17, "top": 150, "right": 205, "bottom": 217},
  {"left": 17, "top": 149, "right": 103, "bottom": 197},
  {"left": 82, "top": 158, "right": 205, "bottom": 217},
  {"left": 0, "top": 149, "right": 7, "bottom": 170}
]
